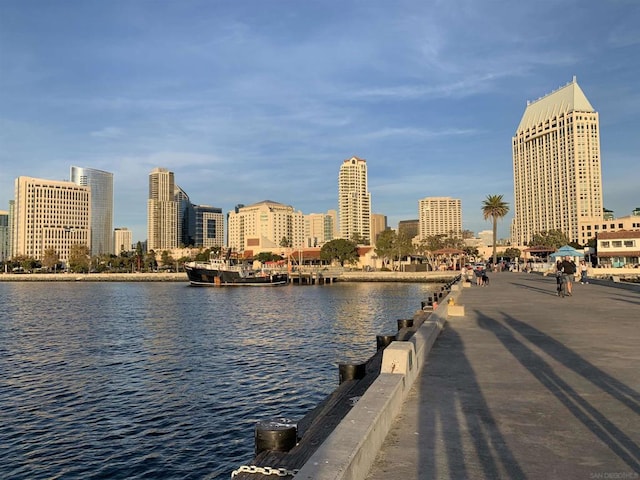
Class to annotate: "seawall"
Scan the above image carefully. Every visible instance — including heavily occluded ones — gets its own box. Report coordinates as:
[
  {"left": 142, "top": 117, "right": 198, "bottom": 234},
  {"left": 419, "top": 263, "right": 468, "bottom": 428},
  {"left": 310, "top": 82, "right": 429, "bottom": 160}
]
[{"left": 0, "top": 272, "right": 186, "bottom": 282}]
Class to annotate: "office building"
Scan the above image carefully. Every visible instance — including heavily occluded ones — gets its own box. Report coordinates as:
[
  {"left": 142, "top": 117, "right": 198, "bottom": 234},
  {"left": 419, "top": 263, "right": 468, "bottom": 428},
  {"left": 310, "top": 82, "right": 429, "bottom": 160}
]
[
  {"left": 370, "top": 213, "right": 388, "bottom": 244},
  {"left": 398, "top": 219, "right": 418, "bottom": 241},
  {"left": 0, "top": 210, "right": 9, "bottom": 262},
  {"left": 113, "top": 227, "right": 133, "bottom": 254},
  {"left": 512, "top": 77, "right": 603, "bottom": 245},
  {"left": 147, "top": 168, "right": 178, "bottom": 252},
  {"left": 418, "top": 197, "right": 462, "bottom": 238},
  {"left": 304, "top": 212, "right": 336, "bottom": 247},
  {"left": 70, "top": 166, "right": 113, "bottom": 256},
  {"left": 12, "top": 176, "right": 91, "bottom": 265},
  {"left": 579, "top": 212, "right": 640, "bottom": 243},
  {"left": 175, "top": 185, "right": 195, "bottom": 247},
  {"left": 194, "top": 205, "right": 224, "bottom": 248},
  {"left": 338, "top": 156, "right": 371, "bottom": 244},
  {"left": 227, "top": 200, "right": 304, "bottom": 256}
]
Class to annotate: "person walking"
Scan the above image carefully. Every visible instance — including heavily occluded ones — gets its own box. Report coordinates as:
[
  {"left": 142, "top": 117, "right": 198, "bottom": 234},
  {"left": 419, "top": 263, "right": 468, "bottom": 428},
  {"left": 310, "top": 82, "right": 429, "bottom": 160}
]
[
  {"left": 560, "top": 256, "right": 577, "bottom": 296},
  {"left": 580, "top": 261, "right": 589, "bottom": 284},
  {"left": 474, "top": 265, "right": 484, "bottom": 286},
  {"left": 555, "top": 259, "right": 564, "bottom": 296}
]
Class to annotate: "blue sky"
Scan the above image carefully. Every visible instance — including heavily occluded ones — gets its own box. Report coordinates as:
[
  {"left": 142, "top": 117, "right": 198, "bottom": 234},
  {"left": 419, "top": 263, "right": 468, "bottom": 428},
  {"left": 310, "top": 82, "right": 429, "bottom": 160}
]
[{"left": 1, "top": 0, "right": 638, "bottom": 244}]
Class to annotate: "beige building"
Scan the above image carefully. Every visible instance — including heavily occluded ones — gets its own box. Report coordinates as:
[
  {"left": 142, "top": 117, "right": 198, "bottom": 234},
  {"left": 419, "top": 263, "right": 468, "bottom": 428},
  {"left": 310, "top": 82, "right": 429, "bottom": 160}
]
[
  {"left": 338, "top": 156, "right": 371, "bottom": 244},
  {"left": 113, "top": 227, "right": 133, "bottom": 253},
  {"left": 418, "top": 197, "right": 462, "bottom": 239},
  {"left": 147, "top": 168, "right": 178, "bottom": 252},
  {"left": 304, "top": 212, "right": 336, "bottom": 247},
  {"left": 12, "top": 176, "right": 91, "bottom": 265},
  {"left": 512, "top": 77, "right": 604, "bottom": 245},
  {"left": 228, "top": 200, "right": 304, "bottom": 256},
  {"left": 579, "top": 213, "right": 640, "bottom": 245},
  {"left": 370, "top": 213, "right": 388, "bottom": 244}
]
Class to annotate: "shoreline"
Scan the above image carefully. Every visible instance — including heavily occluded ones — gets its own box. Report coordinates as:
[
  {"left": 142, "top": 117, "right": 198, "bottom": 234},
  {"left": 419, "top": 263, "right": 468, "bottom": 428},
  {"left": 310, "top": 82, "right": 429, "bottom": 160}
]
[
  {"left": 0, "top": 272, "right": 187, "bottom": 282},
  {"left": 0, "top": 271, "right": 459, "bottom": 283},
  {"left": 1, "top": 269, "right": 636, "bottom": 284}
]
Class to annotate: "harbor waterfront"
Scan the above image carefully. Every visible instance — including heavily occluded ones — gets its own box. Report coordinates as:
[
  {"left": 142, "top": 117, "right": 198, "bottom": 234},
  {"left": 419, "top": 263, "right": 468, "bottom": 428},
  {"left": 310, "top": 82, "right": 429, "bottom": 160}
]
[
  {"left": 0, "top": 281, "right": 444, "bottom": 480},
  {"left": 0, "top": 270, "right": 460, "bottom": 283}
]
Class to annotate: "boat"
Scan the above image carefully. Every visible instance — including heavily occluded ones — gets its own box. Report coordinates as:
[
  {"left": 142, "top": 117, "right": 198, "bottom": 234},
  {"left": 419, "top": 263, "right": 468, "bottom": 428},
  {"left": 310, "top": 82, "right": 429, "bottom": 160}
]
[{"left": 184, "top": 250, "right": 289, "bottom": 287}]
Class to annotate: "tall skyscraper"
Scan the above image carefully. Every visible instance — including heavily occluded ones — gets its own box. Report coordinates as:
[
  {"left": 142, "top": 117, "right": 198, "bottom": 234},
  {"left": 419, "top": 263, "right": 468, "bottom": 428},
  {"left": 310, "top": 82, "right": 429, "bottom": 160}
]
[
  {"left": 174, "top": 185, "right": 195, "bottom": 247},
  {"left": 338, "top": 156, "right": 371, "bottom": 244},
  {"left": 147, "top": 168, "right": 178, "bottom": 252},
  {"left": 511, "top": 77, "right": 603, "bottom": 245},
  {"left": 418, "top": 197, "right": 462, "bottom": 239},
  {"left": 70, "top": 166, "right": 114, "bottom": 256},
  {"left": 12, "top": 176, "right": 91, "bottom": 265}
]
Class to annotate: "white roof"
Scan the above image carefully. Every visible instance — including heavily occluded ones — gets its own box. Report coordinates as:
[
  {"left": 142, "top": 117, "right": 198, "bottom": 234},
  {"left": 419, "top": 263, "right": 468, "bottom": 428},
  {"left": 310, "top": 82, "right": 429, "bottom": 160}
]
[{"left": 517, "top": 77, "right": 594, "bottom": 131}]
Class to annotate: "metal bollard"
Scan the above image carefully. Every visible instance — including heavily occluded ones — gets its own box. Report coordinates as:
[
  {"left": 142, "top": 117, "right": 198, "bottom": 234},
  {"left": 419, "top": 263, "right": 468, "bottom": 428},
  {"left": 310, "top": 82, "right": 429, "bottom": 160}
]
[
  {"left": 255, "top": 418, "right": 297, "bottom": 455},
  {"left": 338, "top": 362, "right": 367, "bottom": 384}
]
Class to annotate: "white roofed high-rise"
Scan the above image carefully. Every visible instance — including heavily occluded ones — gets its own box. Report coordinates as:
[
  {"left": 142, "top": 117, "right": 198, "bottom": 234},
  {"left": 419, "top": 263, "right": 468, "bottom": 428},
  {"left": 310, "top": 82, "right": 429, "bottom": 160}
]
[
  {"left": 512, "top": 77, "right": 603, "bottom": 245},
  {"left": 70, "top": 166, "right": 113, "bottom": 256},
  {"left": 338, "top": 156, "right": 371, "bottom": 245}
]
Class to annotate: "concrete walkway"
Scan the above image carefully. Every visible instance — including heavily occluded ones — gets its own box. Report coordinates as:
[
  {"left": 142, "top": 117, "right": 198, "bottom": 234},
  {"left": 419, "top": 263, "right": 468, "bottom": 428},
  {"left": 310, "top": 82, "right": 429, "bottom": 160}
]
[{"left": 366, "top": 272, "right": 640, "bottom": 480}]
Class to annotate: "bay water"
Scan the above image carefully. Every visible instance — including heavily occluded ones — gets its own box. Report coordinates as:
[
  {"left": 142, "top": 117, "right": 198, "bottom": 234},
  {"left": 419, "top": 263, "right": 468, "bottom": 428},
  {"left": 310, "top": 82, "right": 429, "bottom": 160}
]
[{"left": 0, "top": 281, "right": 438, "bottom": 479}]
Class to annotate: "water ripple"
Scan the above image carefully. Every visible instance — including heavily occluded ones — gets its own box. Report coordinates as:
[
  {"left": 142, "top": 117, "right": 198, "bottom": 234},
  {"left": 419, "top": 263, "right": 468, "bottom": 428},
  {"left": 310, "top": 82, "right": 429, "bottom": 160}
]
[{"left": 1, "top": 281, "right": 437, "bottom": 479}]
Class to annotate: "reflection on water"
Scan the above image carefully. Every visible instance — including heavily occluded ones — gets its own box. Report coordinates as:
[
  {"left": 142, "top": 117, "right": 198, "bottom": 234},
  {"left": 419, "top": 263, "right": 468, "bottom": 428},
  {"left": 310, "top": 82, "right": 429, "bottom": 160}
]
[{"left": 0, "top": 281, "right": 438, "bottom": 479}]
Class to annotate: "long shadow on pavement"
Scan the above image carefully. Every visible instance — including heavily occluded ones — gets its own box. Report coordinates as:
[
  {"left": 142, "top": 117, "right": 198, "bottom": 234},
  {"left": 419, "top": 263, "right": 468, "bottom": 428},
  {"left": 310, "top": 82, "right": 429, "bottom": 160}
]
[
  {"left": 478, "top": 313, "right": 640, "bottom": 472},
  {"left": 418, "top": 327, "right": 526, "bottom": 479}
]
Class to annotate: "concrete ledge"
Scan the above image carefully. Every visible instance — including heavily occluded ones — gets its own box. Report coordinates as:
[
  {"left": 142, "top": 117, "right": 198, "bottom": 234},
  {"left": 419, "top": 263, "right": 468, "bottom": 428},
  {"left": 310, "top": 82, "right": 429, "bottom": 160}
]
[
  {"left": 381, "top": 343, "right": 416, "bottom": 382},
  {"left": 294, "top": 373, "right": 406, "bottom": 480},
  {"left": 295, "top": 284, "right": 463, "bottom": 480}
]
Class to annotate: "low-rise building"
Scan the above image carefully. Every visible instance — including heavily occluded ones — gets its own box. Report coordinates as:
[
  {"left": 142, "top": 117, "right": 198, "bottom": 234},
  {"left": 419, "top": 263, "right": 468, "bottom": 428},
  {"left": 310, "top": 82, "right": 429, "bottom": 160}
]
[
  {"left": 579, "top": 213, "right": 640, "bottom": 245},
  {"left": 596, "top": 230, "right": 640, "bottom": 267}
]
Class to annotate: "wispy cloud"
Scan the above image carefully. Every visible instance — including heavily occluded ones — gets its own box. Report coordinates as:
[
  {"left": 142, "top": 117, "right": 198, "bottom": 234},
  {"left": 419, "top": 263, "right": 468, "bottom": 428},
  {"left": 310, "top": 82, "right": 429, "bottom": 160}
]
[
  {"left": 90, "top": 126, "right": 124, "bottom": 139},
  {"left": 0, "top": 0, "right": 638, "bottom": 241}
]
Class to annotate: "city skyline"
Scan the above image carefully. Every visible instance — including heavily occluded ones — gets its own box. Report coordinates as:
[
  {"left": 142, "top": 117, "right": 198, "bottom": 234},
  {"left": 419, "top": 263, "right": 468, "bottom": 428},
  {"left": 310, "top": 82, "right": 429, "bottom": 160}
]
[{"left": 1, "top": 1, "right": 638, "bottom": 243}]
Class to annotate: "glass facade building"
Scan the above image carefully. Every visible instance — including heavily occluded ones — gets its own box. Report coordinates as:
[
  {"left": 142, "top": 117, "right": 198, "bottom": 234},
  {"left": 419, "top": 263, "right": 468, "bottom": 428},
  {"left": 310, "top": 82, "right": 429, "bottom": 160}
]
[{"left": 70, "top": 166, "right": 114, "bottom": 255}]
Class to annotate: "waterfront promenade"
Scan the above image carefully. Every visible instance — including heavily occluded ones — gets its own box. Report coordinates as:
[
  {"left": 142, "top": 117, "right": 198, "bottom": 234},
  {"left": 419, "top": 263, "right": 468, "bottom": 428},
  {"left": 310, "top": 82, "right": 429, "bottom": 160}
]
[{"left": 365, "top": 272, "right": 640, "bottom": 479}]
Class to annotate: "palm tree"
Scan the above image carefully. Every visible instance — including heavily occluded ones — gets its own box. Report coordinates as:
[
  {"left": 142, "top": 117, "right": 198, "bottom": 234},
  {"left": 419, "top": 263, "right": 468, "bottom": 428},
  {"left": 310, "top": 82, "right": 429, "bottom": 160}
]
[{"left": 481, "top": 194, "right": 510, "bottom": 266}]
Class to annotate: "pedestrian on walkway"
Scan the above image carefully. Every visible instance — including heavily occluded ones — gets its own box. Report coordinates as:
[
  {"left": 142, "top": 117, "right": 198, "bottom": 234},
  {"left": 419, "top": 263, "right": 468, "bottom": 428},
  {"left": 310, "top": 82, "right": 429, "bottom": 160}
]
[
  {"left": 580, "top": 261, "right": 589, "bottom": 284},
  {"left": 555, "top": 259, "right": 564, "bottom": 296},
  {"left": 560, "top": 256, "right": 577, "bottom": 295},
  {"left": 474, "top": 265, "right": 484, "bottom": 286}
]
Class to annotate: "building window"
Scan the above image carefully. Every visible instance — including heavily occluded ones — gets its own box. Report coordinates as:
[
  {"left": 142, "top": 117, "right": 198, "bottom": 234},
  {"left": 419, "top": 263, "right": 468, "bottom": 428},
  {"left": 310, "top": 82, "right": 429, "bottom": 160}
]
[
  {"left": 612, "top": 241, "right": 622, "bottom": 248},
  {"left": 624, "top": 241, "right": 635, "bottom": 247},
  {"left": 601, "top": 241, "right": 610, "bottom": 248}
]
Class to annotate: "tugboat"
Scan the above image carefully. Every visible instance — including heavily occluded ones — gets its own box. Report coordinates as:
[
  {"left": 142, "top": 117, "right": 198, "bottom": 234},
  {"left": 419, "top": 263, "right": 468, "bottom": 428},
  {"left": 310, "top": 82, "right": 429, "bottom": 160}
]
[{"left": 184, "top": 250, "right": 289, "bottom": 287}]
